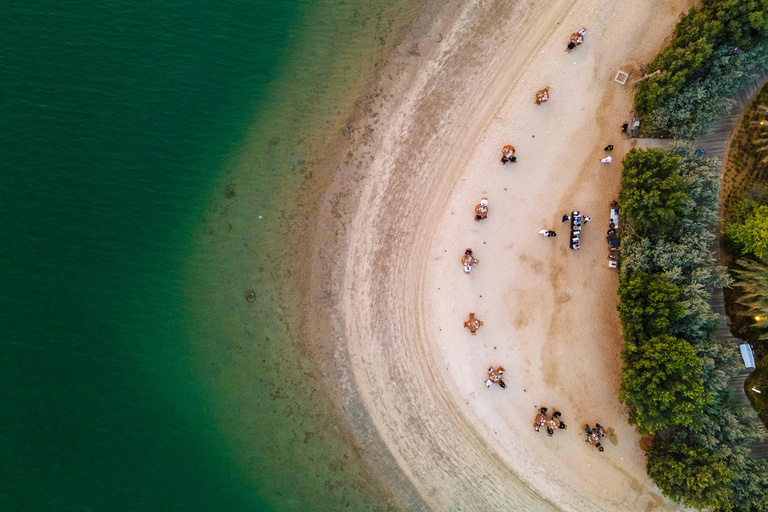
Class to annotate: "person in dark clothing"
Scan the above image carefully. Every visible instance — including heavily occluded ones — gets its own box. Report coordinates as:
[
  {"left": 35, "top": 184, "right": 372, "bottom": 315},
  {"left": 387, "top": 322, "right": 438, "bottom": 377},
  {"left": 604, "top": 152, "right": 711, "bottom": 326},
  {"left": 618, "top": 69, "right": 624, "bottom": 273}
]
[
  {"left": 621, "top": 122, "right": 629, "bottom": 133},
  {"left": 604, "top": 145, "right": 613, "bottom": 151},
  {"left": 562, "top": 214, "right": 570, "bottom": 222}
]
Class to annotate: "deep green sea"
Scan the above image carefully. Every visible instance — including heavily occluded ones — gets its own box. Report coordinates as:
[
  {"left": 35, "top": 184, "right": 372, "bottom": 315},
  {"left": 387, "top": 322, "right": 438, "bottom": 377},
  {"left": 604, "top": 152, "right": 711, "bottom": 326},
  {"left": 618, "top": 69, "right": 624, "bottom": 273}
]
[{"left": 2, "top": 1, "right": 421, "bottom": 510}]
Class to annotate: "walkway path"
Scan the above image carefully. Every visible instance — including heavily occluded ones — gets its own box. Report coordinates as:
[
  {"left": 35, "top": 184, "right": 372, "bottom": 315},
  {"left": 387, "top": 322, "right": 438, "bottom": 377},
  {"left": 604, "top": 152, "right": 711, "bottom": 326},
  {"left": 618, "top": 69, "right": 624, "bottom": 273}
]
[{"left": 692, "top": 70, "right": 768, "bottom": 460}]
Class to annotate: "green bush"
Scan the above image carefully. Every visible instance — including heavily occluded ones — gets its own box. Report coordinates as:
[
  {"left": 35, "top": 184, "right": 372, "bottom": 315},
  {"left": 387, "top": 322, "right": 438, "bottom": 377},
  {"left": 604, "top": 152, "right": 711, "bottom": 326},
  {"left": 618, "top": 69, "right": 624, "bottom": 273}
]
[
  {"left": 617, "top": 144, "right": 768, "bottom": 509},
  {"left": 725, "top": 203, "right": 768, "bottom": 258},
  {"left": 619, "top": 148, "right": 690, "bottom": 237},
  {"left": 620, "top": 334, "right": 710, "bottom": 434},
  {"left": 635, "top": 0, "right": 768, "bottom": 128},
  {"left": 647, "top": 441, "right": 735, "bottom": 511},
  {"left": 648, "top": 41, "right": 768, "bottom": 139}
]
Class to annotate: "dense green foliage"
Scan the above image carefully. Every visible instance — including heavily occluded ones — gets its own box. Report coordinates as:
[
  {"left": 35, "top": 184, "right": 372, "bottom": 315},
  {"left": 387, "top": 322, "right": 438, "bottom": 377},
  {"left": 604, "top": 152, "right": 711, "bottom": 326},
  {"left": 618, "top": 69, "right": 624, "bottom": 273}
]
[
  {"left": 635, "top": 0, "right": 768, "bottom": 137},
  {"left": 647, "top": 441, "right": 735, "bottom": 511},
  {"left": 620, "top": 334, "right": 709, "bottom": 433},
  {"left": 618, "top": 143, "right": 768, "bottom": 511},
  {"left": 725, "top": 201, "right": 768, "bottom": 258},
  {"left": 619, "top": 149, "right": 689, "bottom": 237}
]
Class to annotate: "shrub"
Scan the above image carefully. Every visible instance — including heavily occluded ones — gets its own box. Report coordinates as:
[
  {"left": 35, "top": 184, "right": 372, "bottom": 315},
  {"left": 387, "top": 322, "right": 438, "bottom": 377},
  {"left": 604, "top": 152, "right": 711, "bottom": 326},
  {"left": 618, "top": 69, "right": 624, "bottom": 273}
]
[
  {"left": 619, "top": 149, "right": 690, "bottom": 237},
  {"left": 724, "top": 203, "right": 768, "bottom": 258},
  {"left": 648, "top": 41, "right": 768, "bottom": 139},
  {"left": 646, "top": 441, "right": 735, "bottom": 511},
  {"left": 619, "top": 334, "right": 710, "bottom": 434}
]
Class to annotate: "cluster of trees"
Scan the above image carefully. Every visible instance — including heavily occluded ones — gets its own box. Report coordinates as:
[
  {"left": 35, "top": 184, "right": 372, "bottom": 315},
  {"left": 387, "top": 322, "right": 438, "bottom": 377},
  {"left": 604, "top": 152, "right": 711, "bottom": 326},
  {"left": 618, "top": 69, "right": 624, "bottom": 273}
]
[
  {"left": 636, "top": 0, "right": 768, "bottom": 138},
  {"left": 618, "top": 143, "right": 768, "bottom": 511},
  {"left": 725, "top": 183, "right": 768, "bottom": 258}
]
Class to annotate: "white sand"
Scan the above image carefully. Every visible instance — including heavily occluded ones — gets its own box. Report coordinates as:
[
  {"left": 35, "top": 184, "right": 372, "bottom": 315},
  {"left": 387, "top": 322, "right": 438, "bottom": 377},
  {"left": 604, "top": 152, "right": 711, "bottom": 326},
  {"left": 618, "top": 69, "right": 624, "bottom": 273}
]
[{"left": 334, "top": 0, "right": 697, "bottom": 509}]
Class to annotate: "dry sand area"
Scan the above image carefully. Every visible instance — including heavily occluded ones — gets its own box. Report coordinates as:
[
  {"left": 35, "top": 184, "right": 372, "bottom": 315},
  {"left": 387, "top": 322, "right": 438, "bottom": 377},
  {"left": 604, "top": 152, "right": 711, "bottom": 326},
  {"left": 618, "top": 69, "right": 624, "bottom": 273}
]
[{"left": 333, "top": 0, "right": 698, "bottom": 510}]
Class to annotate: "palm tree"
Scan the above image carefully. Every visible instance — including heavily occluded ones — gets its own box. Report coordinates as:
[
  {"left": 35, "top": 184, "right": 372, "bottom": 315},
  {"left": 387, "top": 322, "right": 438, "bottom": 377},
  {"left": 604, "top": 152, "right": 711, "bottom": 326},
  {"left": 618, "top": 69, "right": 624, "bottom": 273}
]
[
  {"left": 732, "top": 259, "right": 768, "bottom": 339},
  {"left": 751, "top": 105, "right": 768, "bottom": 163}
]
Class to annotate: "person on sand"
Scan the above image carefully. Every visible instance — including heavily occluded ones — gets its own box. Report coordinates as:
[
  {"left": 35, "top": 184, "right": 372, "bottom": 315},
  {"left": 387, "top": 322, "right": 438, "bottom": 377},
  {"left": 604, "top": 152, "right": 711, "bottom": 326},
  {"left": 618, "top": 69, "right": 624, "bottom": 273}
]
[
  {"left": 604, "top": 144, "right": 614, "bottom": 151},
  {"left": 561, "top": 214, "right": 570, "bottom": 222},
  {"left": 583, "top": 216, "right": 591, "bottom": 224},
  {"left": 534, "top": 407, "right": 548, "bottom": 432},
  {"left": 553, "top": 411, "right": 567, "bottom": 430},
  {"left": 600, "top": 156, "right": 612, "bottom": 164},
  {"left": 461, "top": 249, "right": 479, "bottom": 274},
  {"left": 475, "top": 198, "right": 489, "bottom": 222},
  {"left": 621, "top": 122, "right": 629, "bottom": 134},
  {"left": 539, "top": 229, "right": 556, "bottom": 237}
]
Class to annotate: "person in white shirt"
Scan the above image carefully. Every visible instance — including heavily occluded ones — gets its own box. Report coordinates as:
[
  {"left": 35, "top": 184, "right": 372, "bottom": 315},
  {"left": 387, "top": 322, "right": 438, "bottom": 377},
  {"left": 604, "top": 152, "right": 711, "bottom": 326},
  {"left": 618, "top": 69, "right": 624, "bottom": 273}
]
[{"left": 600, "top": 156, "right": 612, "bottom": 163}]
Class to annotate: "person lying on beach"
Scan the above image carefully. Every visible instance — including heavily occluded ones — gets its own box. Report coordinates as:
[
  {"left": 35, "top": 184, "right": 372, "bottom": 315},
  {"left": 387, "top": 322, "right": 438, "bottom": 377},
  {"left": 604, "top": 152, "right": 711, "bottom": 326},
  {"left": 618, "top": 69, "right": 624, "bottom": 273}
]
[
  {"left": 539, "top": 229, "right": 556, "bottom": 237},
  {"left": 600, "top": 156, "right": 612, "bottom": 163}
]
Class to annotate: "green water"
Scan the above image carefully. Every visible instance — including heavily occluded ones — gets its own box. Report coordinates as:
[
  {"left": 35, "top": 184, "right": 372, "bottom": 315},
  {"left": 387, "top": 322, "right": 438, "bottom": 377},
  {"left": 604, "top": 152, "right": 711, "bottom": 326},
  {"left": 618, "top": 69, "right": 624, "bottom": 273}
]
[{"left": 1, "top": 1, "right": 421, "bottom": 510}]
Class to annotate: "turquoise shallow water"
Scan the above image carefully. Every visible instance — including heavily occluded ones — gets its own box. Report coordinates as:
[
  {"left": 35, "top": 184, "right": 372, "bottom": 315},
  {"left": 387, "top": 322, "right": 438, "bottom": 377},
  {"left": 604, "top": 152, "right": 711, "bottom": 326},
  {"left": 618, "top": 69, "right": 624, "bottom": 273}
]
[{"left": 1, "top": 1, "right": 419, "bottom": 510}]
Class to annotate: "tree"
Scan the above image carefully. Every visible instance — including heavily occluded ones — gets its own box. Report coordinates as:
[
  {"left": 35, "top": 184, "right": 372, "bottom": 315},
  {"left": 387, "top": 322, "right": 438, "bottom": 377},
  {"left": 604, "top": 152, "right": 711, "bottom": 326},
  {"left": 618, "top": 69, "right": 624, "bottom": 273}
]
[
  {"left": 646, "top": 441, "right": 735, "bottom": 511},
  {"left": 730, "top": 459, "right": 768, "bottom": 512},
  {"left": 724, "top": 204, "right": 768, "bottom": 258},
  {"left": 620, "top": 149, "right": 691, "bottom": 237},
  {"left": 619, "top": 334, "right": 710, "bottom": 434},
  {"left": 617, "top": 272, "right": 684, "bottom": 348},
  {"left": 702, "top": 0, "right": 768, "bottom": 48}
]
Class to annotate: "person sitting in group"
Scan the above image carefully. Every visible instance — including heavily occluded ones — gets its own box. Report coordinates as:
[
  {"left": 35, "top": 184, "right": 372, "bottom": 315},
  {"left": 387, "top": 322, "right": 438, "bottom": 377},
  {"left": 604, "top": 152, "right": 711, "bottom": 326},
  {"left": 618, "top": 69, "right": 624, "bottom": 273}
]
[
  {"left": 475, "top": 198, "right": 489, "bottom": 222},
  {"left": 461, "top": 249, "right": 479, "bottom": 274},
  {"left": 501, "top": 145, "right": 517, "bottom": 164},
  {"left": 539, "top": 229, "right": 556, "bottom": 237},
  {"left": 534, "top": 407, "right": 548, "bottom": 432},
  {"left": 553, "top": 411, "right": 567, "bottom": 430}
]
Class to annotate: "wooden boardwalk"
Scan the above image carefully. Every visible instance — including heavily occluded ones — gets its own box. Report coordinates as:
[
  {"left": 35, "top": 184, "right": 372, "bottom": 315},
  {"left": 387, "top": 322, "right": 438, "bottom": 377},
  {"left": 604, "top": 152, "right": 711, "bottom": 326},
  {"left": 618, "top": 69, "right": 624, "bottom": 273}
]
[{"left": 692, "top": 72, "right": 768, "bottom": 459}]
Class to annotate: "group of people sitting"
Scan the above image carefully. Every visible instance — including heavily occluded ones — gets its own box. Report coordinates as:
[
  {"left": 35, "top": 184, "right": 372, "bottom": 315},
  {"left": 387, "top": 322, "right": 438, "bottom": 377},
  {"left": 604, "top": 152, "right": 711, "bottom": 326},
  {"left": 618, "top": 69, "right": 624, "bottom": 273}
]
[
  {"left": 584, "top": 424, "right": 606, "bottom": 452},
  {"left": 461, "top": 248, "right": 479, "bottom": 274},
  {"left": 500, "top": 145, "right": 517, "bottom": 164},
  {"left": 474, "top": 198, "right": 489, "bottom": 222},
  {"left": 562, "top": 211, "right": 590, "bottom": 250},
  {"left": 566, "top": 27, "right": 587, "bottom": 52},
  {"left": 533, "top": 408, "right": 609, "bottom": 451},
  {"left": 533, "top": 407, "right": 567, "bottom": 437},
  {"left": 485, "top": 366, "right": 506, "bottom": 389}
]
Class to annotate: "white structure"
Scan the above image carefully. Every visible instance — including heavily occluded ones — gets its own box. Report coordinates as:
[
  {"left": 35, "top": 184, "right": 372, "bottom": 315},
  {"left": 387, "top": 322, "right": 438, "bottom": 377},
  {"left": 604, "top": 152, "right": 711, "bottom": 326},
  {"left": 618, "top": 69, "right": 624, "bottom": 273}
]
[{"left": 740, "top": 343, "right": 756, "bottom": 368}]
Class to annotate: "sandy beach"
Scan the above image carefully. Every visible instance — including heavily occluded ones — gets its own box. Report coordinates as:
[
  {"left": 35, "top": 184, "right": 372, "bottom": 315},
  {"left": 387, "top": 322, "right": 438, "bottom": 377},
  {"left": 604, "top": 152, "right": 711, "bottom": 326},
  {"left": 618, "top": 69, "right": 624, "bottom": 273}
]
[{"left": 299, "top": 0, "right": 698, "bottom": 510}]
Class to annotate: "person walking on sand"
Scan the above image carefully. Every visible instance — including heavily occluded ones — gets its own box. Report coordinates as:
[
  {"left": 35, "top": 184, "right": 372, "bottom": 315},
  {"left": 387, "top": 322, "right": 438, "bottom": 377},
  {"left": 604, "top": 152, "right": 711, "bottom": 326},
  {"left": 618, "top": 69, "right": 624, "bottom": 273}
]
[
  {"left": 539, "top": 229, "right": 556, "bottom": 237},
  {"left": 600, "top": 156, "right": 612, "bottom": 164}
]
